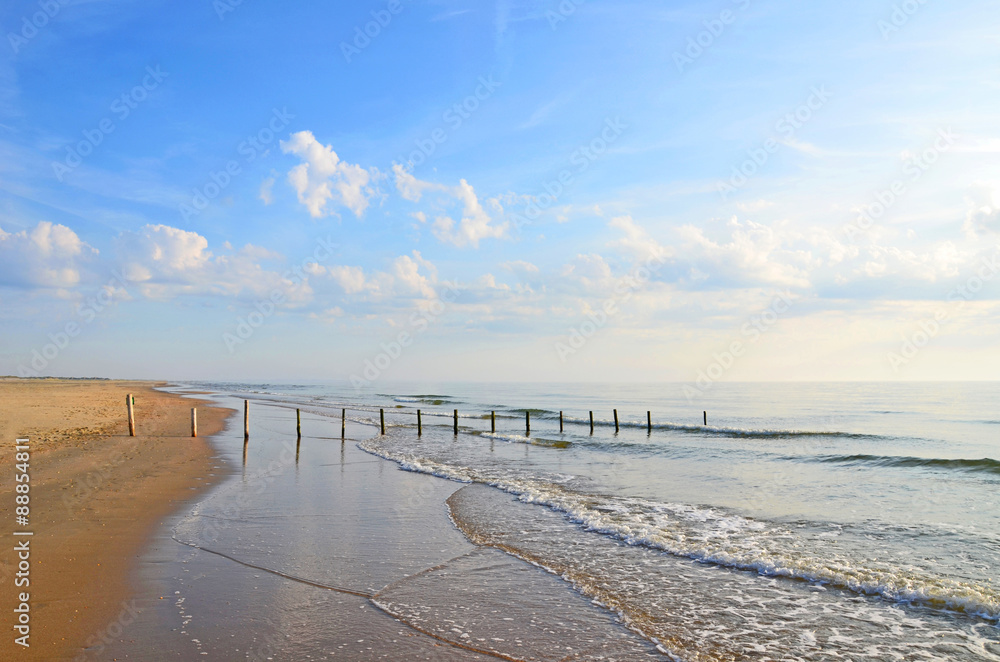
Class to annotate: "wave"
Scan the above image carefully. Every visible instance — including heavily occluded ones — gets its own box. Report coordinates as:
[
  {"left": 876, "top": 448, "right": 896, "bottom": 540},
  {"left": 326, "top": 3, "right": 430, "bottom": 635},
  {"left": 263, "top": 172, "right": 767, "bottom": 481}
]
[
  {"left": 815, "top": 453, "right": 1000, "bottom": 475},
  {"left": 560, "top": 415, "right": 884, "bottom": 440},
  {"left": 386, "top": 394, "right": 458, "bottom": 406},
  {"left": 479, "top": 432, "right": 572, "bottom": 448},
  {"left": 360, "top": 435, "right": 1000, "bottom": 622}
]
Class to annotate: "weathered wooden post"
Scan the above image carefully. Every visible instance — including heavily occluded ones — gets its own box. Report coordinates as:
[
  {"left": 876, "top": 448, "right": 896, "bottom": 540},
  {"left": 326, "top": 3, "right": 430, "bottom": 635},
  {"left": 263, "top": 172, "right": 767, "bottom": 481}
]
[
  {"left": 559, "top": 411, "right": 563, "bottom": 433},
  {"left": 380, "top": 408, "right": 386, "bottom": 435},
  {"left": 341, "top": 408, "right": 346, "bottom": 439},
  {"left": 647, "top": 411, "right": 651, "bottom": 434},
  {"left": 491, "top": 411, "right": 495, "bottom": 433},
  {"left": 297, "top": 408, "right": 302, "bottom": 438},
  {"left": 126, "top": 394, "right": 135, "bottom": 437},
  {"left": 589, "top": 411, "right": 594, "bottom": 434},
  {"left": 417, "top": 409, "right": 422, "bottom": 436},
  {"left": 703, "top": 410, "right": 707, "bottom": 426},
  {"left": 525, "top": 411, "right": 530, "bottom": 436},
  {"left": 243, "top": 400, "right": 249, "bottom": 441},
  {"left": 454, "top": 409, "right": 459, "bottom": 435},
  {"left": 614, "top": 409, "right": 619, "bottom": 433},
  {"left": 191, "top": 408, "right": 198, "bottom": 438}
]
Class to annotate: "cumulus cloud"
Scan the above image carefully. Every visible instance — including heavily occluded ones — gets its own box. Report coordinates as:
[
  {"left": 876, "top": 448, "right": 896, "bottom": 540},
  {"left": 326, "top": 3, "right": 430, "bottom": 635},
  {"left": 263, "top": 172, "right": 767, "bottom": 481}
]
[
  {"left": 609, "top": 215, "right": 671, "bottom": 261},
  {"left": 280, "top": 131, "right": 375, "bottom": 218},
  {"left": 393, "top": 164, "right": 447, "bottom": 202},
  {"left": 0, "top": 221, "right": 96, "bottom": 289},
  {"left": 393, "top": 251, "right": 437, "bottom": 298},
  {"left": 393, "top": 168, "right": 509, "bottom": 248},
  {"left": 309, "top": 250, "right": 439, "bottom": 303},
  {"left": 432, "top": 179, "right": 508, "bottom": 248},
  {"left": 677, "top": 217, "right": 812, "bottom": 289},
  {"left": 115, "top": 224, "right": 311, "bottom": 302}
]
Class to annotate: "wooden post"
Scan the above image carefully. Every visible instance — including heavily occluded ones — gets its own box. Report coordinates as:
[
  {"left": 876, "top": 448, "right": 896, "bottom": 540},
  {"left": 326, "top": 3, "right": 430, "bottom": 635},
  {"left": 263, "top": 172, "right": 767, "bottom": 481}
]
[
  {"left": 126, "top": 394, "right": 135, "bottom": 437},
  {"left": 243, "top": 400, "right": 249, "bottom": 441},
  {"left": 417, "top": 409, "right": 422, "bottom": 436},
  {"left": 296, "top": 408, "right": 302, "bottom": 438},
  {"left": 647, "top": 411, "right": 651, "bottom": 434},
  {"left": 491, "top": 411, "right": 495, "bottom": 433},
  {"left": 380, "top": 408, "right": 385, "bottom": 435},
  {"left": 191, "top": 408, "right": 198, "bottom": 438},
  {"left": 341, "top": 408, "right": 346, "bottom": 439},
  {"left": 454, "top": 409, "right": 459, "bottom": 435},
  {"left": 614, "top": 409, "right": 619, "bottom": 433},
  {"left": 589, "top": 411, "right": 594, "bottom": 434},
  {"left": 559, "top": 411, "right": 563, "bottom": 433},
  {"left": 703, "top": 410, "right": 707, "bottom": 426},
  {"left": 525, "top": 411, "right": 530, "bottom": 436}
]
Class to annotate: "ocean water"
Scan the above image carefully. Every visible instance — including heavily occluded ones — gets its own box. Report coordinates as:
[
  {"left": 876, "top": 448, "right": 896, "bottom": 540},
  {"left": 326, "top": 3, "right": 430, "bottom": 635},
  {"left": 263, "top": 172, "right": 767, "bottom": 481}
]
[{"left": 189, "top": 381, "right": 1000, "bottom": 661}]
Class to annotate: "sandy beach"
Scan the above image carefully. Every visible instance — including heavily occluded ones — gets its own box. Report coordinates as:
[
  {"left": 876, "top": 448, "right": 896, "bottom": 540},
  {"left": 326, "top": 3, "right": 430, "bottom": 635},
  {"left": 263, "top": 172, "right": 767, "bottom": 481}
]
[{"left": 0, "top": 378, "right": 229, "bottom": 660}]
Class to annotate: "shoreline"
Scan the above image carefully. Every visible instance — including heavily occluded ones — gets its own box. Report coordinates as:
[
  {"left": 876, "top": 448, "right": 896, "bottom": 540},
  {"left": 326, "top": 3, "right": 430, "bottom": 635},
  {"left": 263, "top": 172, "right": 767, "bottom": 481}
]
[
  {"left": 0, "top": 378, "right": 231, "bottom": 659},
  {"left": 94, "top": 390, "right": 664, "bottom": 659}
]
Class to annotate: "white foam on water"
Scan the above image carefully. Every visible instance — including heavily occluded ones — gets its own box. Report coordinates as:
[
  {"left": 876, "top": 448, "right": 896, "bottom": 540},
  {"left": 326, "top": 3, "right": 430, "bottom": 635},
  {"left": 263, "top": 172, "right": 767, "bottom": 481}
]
[{"left": 361, "top": 435, "right": 1000, "bottom": 623}]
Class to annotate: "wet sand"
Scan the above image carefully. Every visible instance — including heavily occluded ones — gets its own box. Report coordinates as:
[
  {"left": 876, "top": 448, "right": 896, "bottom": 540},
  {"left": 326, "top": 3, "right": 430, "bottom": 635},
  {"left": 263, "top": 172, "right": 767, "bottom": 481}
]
[
  {"left": 0, "top": 378, "right": 229, "bottom": 660},
  {"left": 98, "top": 391, "right": 664, "bottom": 660}
]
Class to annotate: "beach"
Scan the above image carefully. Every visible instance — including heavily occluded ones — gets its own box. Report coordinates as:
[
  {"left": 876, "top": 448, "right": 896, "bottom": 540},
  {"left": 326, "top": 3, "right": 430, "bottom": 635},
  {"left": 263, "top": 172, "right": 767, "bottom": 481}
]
[
  {"left": 4, "top": 379, "right": 1000, "bottom": 660},
  {"left": 96, "top": 387, "right": 662, "bottom": 660},
  {"left": 0, "top": 379, "right": 229, "bottom": 660}
]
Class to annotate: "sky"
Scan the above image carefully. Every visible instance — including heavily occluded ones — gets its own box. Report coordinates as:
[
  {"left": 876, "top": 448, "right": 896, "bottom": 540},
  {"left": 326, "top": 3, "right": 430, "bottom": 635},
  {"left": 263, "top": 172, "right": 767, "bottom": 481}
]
[{"left": 1, "top": 0, "right": 999, "bottom": 385}]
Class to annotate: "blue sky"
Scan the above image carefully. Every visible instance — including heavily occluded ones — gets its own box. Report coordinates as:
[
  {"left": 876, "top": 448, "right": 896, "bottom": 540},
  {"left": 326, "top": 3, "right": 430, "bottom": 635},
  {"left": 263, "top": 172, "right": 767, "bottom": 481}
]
[{"left": 1, "top": 0, "right": 999, "bottom": 384}]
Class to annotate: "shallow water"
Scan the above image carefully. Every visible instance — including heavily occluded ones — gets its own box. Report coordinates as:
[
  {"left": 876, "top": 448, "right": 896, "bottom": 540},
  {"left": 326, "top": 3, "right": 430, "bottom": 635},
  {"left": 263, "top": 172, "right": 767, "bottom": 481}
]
[
  {"left": 99, "top": 389, "right": 660, "bottom": 660},
  {"left": 176, "top": 381, "right": 1000, "bottom": 660}
]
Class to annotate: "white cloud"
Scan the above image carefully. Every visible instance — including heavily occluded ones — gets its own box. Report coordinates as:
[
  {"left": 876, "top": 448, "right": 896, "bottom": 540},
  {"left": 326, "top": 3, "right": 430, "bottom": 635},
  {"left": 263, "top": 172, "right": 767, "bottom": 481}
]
[
  {"left": 259, "top": 172, "right": 277, "bottom": 205},
  {"left": 310, "top": 250, "right": 439, "bottom": 302},
  {"left": 280, "top": 130, "right": 375, "bottom": 218},
  {"left": 393, "top": 163, "right": 447, "bottom": 202},
  {"left": 501, "top": 260, "right": 539, "bottom": 275},
  {"left": 326, "top": 265, "right": 369, "bottom": 295},
  {"left": 677, "top": 217, "right": 812, "bottom": 289},
  {"left": 394, "top": 168, "right": 509, "bottom": 248},
  {"left": 393, "top": 251, "right": 437, "bottom": 297},
  {"left": 115, "top": 224, "right": 311, "bottom": 302},
  {"left": 0, "top": 221, "right": 96, "bottom": 288},
  {"left": 432, "top": 179, "right": 509, "bottom": 248},
  {"left": 609, "top": 215, "right": 671, "bottom": 261}
]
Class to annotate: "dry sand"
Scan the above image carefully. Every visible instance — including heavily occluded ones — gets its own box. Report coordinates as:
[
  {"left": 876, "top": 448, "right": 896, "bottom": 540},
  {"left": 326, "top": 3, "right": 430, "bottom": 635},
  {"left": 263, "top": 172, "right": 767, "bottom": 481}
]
[{"left": 0, "top": 378, "right": 230, "bottom": 660}]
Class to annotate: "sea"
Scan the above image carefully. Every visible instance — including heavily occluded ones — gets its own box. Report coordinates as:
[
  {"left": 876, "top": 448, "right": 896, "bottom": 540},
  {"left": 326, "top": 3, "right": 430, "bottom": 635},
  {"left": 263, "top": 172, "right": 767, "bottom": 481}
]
[{"left": 180, "top": 380, "right": 1000, "bottom": 661}]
